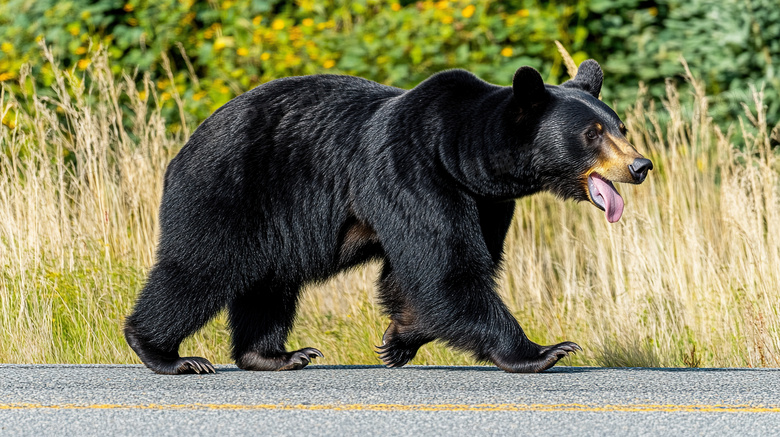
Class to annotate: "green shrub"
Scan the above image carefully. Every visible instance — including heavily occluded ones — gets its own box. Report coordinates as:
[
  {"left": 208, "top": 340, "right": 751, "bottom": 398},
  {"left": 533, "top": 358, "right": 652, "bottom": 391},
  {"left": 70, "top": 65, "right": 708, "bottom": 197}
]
[
  {"left": 0, "top": 0, "right": 777, "bottom": 131},
  {"left": 0, "top": 1, "right": 591, "bottom": 128},
  {"left": 585, "top": 0, "right": 780, "bottom": 125}
]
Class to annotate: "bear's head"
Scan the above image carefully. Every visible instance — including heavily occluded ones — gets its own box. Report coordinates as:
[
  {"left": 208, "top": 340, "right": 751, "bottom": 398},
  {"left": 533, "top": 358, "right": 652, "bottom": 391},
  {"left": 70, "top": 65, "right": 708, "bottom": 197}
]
[{"left": 511, "top": 60, "right": 652, "bottom": 223}]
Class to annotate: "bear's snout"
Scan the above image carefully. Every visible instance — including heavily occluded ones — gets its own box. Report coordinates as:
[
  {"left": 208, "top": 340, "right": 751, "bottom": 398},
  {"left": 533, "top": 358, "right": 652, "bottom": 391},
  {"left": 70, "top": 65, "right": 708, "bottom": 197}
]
[{"left": 628, "top": 158, "right": 653, "bottom": 184}]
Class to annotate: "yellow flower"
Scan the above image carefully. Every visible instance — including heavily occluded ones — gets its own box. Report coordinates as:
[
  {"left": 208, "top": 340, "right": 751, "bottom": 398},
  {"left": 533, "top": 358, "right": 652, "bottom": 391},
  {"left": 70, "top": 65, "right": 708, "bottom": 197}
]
[
  {"left": 2, "top": 112, "right": 16, "bottom": 129},
  {"left": 237, "top": 47, "right": 249, "bottom": 57},
  {"left": 272, "top": 19, "right": 285, "bottom": 30},
  {"left": 77, "top": 59, "right": 91, "bottom": 70},
  {"left": 192, "top": 91, "right": 206, "bottom": 101},
  {"left": 75, "top": 46, "right": 87, "bottom": 55},
  {"left": 263, "top": 30, "right": 277, "bottom": 42},
  {"left": 123, "top": 3, "right": 134, "bottom": 12},
  {"left": 260, "top": 52, "right": 271, "bottom": 61},
  {"left": 1, "top": 42, "right": 13, "bottom": 53},
  {"left": 435, "top": 1, "right": 449, "bottom": 10},
  {"left": 441, "top": 15, "right": 454, "bottom": 24},
  {"left": 252, "top": 15, "right": 263, "bottom": 26},
  {"left": 518, "top": 9, "right": 529, "bottom": 17},
  {"left": 284, "top": 53, "right": 301, "bottom": 66},
  {"left": 0, "top": 72, "right": 14, "bottom": 82},
  {"left": 316, "top": 20, "right": 336, "bottom": 30},
  {"left": 391, "top": 2, "right": 401, "bottom": 11},
  {"left": 461, "top": 4, "right": 475, "bottom": 18},
  {"left": 214, "top": 36, "right": 234, "bottom": 50},
  {"left": 298, "top": 0, "right": 315, "bottom": 12},
  {"left": 161, "top": 92, "right": 171, "bottom": 102},
  {"left": 302, "top": 18, "right": 314, "bottom": 27},
  {"left": 500, "top": 47, "right": 513, "bottom": 57},
  {"left": 323, "top": 59, "right": 335, "bottom": 69},
  {"left": 138, "top": 90, "right": 147, "bottom": 101}
]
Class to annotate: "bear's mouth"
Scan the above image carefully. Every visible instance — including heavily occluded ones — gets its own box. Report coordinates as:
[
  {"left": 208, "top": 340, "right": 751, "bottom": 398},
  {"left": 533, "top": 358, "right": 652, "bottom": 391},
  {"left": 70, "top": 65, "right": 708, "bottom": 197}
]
[{"left": 587, "top": 172, "right": 624, "bottom": 223}]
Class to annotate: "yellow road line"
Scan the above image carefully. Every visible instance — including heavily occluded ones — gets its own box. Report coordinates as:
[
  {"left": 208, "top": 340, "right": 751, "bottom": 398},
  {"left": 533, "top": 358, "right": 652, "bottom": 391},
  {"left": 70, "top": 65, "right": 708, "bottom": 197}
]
[{"left": 1, "top": 403, "right": 779, "bottom": 413}]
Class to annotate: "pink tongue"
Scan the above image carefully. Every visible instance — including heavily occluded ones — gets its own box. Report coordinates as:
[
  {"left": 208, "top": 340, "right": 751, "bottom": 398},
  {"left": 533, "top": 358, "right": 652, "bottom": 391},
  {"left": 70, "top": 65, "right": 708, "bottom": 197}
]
[{"left": 591, "top": 176, "right": 624, "bottom": 223}]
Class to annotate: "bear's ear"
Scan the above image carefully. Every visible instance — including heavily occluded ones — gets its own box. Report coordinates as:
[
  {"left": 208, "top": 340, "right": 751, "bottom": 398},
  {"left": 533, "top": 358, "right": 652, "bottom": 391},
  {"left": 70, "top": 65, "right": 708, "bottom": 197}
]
[
  {"left": 512, "top": 66, "right": 547, "bottom": 106},
  {"left": 561, "top": 59, "right": 603, "bottom": 98}
]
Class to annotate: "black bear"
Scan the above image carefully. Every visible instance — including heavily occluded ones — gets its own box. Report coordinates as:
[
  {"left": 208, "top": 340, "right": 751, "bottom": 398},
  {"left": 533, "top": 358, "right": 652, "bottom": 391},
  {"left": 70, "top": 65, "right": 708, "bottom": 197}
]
[{"left": 125, "top": 60, "right": 652, "bottom": 374}]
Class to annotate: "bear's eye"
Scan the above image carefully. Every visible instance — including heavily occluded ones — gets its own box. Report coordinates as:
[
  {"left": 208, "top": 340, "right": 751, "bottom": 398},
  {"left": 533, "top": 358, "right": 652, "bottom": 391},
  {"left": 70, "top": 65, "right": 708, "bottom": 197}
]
[{"left": 586, "top": 129, "right": 599, "bottom": 140}]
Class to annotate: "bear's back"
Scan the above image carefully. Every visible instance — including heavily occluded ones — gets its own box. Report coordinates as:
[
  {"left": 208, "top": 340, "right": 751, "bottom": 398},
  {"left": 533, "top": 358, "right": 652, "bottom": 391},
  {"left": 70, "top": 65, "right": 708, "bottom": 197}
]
[{"left": 173, "top": 75, "right": 403, "bottom": 168}]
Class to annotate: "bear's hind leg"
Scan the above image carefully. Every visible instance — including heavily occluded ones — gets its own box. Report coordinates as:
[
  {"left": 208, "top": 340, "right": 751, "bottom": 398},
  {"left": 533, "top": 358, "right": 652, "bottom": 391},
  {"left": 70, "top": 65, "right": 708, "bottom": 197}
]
[
  {"left": 229, "top": 283, "right": 322, "bottom": 371},
  {"left": 125, "top": 262, "right": 225, "bottom": 374}
]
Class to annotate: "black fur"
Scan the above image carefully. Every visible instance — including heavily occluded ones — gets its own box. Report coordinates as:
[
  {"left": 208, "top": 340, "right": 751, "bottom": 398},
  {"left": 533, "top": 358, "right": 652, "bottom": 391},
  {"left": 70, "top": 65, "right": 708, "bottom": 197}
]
[
  {"left": 125, "top": 60, "right": 634, "bottom": 374},
  {"left": 561, "top": 59, "right": 603, "bottom": 98}
]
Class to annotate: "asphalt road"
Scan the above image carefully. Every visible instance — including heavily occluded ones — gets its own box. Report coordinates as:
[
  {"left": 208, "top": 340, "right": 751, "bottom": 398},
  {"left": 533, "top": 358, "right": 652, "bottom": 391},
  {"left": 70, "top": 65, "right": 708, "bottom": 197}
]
[{"left": 2, "top": 364, "right": 780, "bottom": 436}]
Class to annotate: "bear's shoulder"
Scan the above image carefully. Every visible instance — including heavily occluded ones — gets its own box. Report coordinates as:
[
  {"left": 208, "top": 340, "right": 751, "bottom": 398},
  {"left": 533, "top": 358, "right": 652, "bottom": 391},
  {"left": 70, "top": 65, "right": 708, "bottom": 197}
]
[
  {"left": 405, "top": 69, "right": 503, "bottom": 106},
  {"left": 416, "top": 69, "right": 497, "bottom": 91},
  {"left": 252, "top": 74, "right": 403, "bottom": 98}
]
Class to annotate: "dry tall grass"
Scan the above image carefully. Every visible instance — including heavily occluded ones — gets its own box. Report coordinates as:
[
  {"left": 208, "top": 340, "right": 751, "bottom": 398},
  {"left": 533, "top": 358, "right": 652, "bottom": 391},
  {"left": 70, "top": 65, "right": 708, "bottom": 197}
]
[{"left": 1, "top": 49, "right": 778, "bottom": 367}]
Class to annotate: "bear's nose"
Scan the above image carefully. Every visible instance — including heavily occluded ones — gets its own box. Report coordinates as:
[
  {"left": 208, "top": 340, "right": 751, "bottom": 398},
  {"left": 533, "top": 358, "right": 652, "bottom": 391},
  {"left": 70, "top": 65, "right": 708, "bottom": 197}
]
[{"left": 628, "top": 158, "right": 653, "bottom": 183}]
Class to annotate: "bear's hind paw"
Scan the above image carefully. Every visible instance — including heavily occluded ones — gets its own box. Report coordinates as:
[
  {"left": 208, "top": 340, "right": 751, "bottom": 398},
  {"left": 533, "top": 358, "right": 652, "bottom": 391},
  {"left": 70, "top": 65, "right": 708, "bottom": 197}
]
[
  {"left": 236, "top": 348, "right": 323, "bottom": 371},
  {"left": 173, "top": 357, "right": 217, "bottom": 374},
  {"left": 144, "top": 356, "right": 216, "bottom": 375},
  {"left": 279, "top": 348, "right": 324, "bottom": 371}
]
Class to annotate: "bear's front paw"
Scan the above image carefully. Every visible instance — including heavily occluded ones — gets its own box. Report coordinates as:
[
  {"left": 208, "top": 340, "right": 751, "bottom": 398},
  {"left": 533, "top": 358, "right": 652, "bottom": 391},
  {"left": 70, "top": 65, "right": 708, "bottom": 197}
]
[
  {"left": 376, "top": 321, "right": 431, "bottom": 368},
  {"left": 494, "top": 341, "right": 581, "bottom": 373},
  {"left": 376, "top": 341, "right": 418, "bottom": 368},
  {"left": 538, "top": 342, "right": 581, "bottom": 365}
]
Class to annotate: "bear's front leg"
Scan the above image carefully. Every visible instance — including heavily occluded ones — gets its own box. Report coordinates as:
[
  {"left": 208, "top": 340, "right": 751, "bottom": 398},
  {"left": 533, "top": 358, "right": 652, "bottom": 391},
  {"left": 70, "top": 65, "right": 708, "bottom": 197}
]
[
  {"left": 378, "top": 268, "right": 581, "bottom": 372},
  {"left": 373, "top": 202, "right": 579, "bottom": 373},
  {"left": 379, "top": 298, "right": 581, "bottom": 371}
]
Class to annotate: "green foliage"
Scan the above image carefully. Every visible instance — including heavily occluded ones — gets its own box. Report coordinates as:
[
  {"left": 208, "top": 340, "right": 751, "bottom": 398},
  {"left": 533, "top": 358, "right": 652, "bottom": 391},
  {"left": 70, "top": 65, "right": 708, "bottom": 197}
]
[
  {"left": 0, "top": 0, "right": 777, "bottom": 132},
  {"left": 586, "top": 0, "right": 780, "bottom": 124},
  {"left": 0, "top": 0, "right": 590, "bottom": 126}
]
